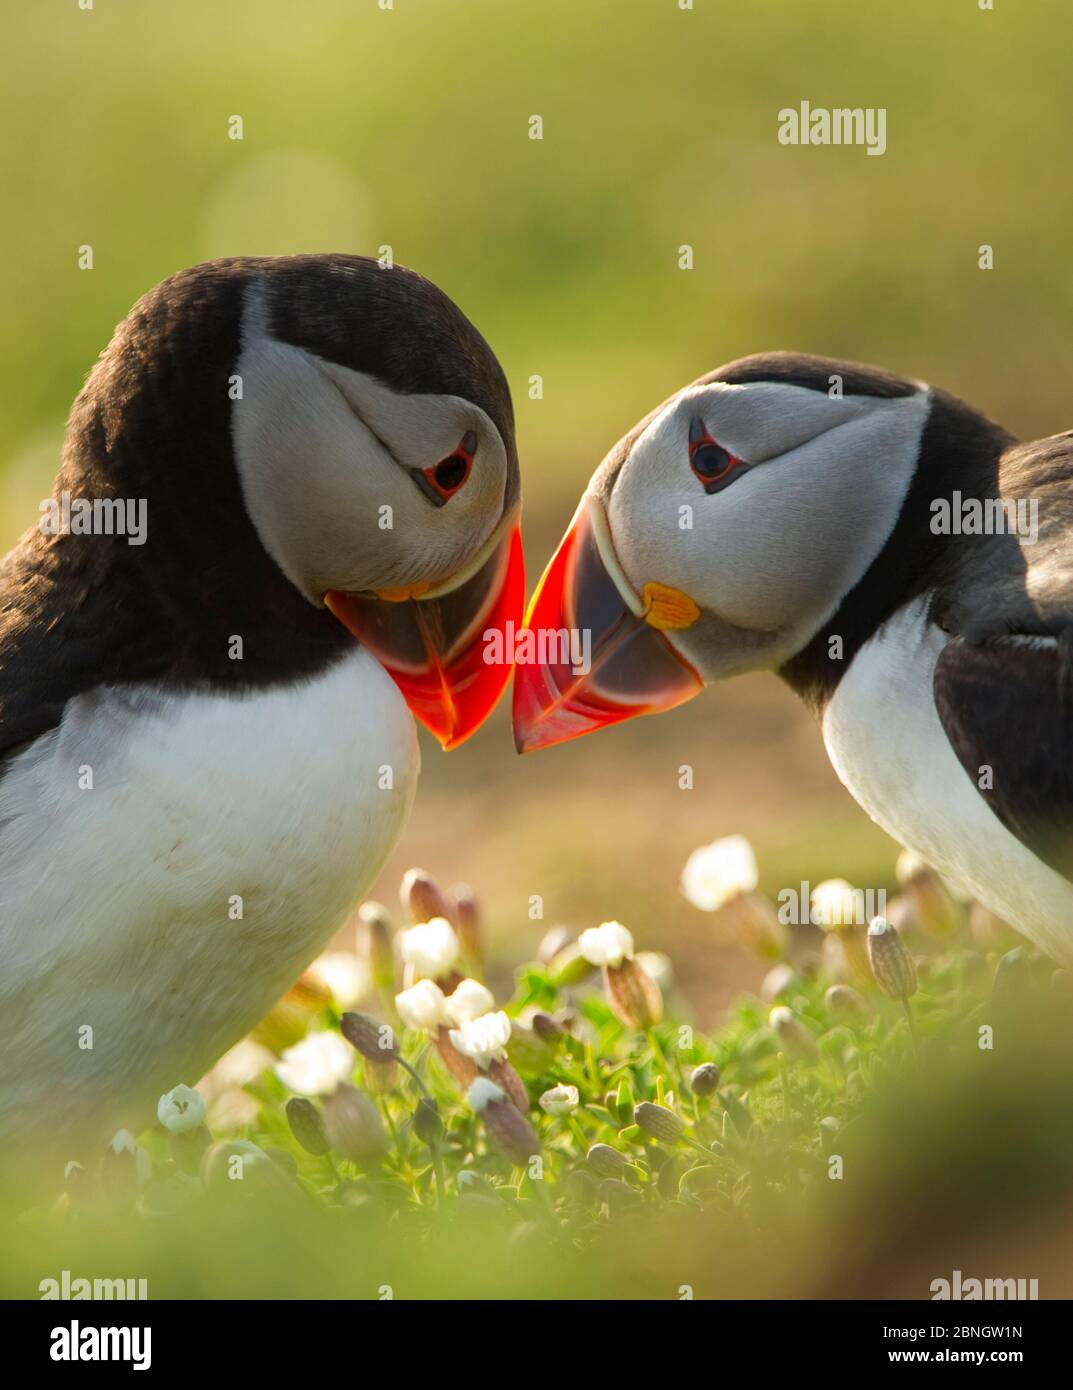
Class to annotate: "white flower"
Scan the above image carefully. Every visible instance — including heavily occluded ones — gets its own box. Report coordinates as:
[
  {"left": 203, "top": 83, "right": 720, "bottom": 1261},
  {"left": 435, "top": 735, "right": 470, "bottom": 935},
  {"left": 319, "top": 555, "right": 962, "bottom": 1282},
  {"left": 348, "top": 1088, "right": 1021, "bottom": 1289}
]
[
  {"left": 399, "top": 917, "right": 460, "bottom": 979},
  {"left": 395, "top": 979, "right": 449, "bottom": 1031},
  {"left": 444, "top": 978, "right": 495, "bottom": 1026},
  {"left": 539, "top": 1084, "right": 579, "bottom": 1116},
  {"left": 156, "top": 1084, "right": 207, "bottom": 1134},
  {"left": 578, "top": 921, "right": 634, "bottom": 967},
  {"left": 467, "top": 1077, "right": 506, "bottom": 1113},
  {"left": 680, "top": 835, "right": 758, "bottom": 911},
  {"left": 107, "top": 1129, "right": 152, "bottom": 1184},
  {"left": 275, "top": 1030, "right": 353, "bottom": 1095},
  {"left": 811, "top": 878, "right": 861, "bottom": 928},
  {"left": 307, "top": 951, "right": 371, "bottom": 1007},
  {"left": 109, "top": 1128, "right": 138, "bottom": 1155},
  {"left": 449, "top": 1010, "right": 512, "bottom": 1070}
]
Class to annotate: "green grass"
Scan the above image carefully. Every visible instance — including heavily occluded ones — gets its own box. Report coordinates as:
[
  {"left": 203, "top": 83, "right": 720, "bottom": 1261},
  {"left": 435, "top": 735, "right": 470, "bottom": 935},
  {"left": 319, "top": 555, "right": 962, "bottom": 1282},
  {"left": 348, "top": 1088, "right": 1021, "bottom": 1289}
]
[{"left": 7, "top": 863, "right": 1070, "bottom": 1301}]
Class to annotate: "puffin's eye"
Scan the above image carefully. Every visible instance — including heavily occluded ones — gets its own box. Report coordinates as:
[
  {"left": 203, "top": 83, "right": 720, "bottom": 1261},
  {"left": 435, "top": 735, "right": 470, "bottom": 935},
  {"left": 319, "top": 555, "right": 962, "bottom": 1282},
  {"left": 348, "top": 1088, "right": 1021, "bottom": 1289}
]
[
  {"left": 688, "top": 416, "right": 749, "bottom": 495},
  {"left": 413, "top": 430, "right": 477, "bottom": 506}
]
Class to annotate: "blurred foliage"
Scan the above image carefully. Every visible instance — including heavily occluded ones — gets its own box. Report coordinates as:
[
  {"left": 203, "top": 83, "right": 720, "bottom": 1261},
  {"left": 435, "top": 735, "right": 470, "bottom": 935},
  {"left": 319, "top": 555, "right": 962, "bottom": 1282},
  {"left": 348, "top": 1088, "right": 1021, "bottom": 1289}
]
[{"left": 4, "top": 884, "right": 1072, "bottom": 1301}]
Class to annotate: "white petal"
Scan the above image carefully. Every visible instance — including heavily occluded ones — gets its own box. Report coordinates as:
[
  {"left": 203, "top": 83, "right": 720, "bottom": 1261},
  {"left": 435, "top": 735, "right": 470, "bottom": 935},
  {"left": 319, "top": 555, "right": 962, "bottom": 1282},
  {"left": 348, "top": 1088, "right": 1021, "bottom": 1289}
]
[
  {"left": 395, "top": 979, "right": 449, "bottom": 1031},
  {"left": 444, "top": 978, "right": 495, "bottom": 1026},
  {"left": 680, "top": 835, "right": 758, "bottom": 912},
  {"left": 275, "top": 1031, "right": 354, "bottom": 1096},
  {"left": 398, "top": 918, "right": 460, "bottom": 979},
  {"left": 578, "top": 921, "right": 634, "bottom": 967}
]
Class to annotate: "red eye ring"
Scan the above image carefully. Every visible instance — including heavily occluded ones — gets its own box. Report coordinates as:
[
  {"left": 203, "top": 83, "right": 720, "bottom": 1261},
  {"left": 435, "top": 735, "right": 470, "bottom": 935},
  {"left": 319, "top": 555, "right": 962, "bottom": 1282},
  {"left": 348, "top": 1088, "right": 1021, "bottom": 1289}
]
[
  {"left": 688, "top": 417, "right": 746, "bottom": 493},
  {"left": 419, "top": 430, "right": 477, "bottom": 504}
]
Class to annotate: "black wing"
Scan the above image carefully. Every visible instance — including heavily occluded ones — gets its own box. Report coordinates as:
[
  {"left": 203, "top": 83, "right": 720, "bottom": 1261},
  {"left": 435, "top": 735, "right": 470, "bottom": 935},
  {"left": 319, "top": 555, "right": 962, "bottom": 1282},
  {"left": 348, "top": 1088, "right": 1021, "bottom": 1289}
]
[{"left": 933, "top": 632, "right": 1073, "bottom": 885}]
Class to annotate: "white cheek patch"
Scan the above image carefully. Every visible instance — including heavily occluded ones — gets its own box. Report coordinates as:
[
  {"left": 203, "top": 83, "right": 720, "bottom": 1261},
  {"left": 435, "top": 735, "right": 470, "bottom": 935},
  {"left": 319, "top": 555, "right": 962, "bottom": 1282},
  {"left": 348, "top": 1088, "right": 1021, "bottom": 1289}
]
[
  {"left": 230, "top": 290, "right": 507, "bottom": 599},
  {"left": 608, "top": 385, "right": 931, "bottom": 642}
]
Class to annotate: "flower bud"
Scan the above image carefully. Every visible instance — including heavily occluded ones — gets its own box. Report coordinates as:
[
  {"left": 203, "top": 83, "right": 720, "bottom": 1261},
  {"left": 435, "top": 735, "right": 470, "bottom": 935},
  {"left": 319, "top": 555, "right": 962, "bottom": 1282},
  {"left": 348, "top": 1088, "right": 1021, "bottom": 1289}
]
[
  {"left": 285, "top": 1097, "right": 330, "bottom": 1156},
  {"left": 689, "top": 1062, "right": 721, "bottom": 1096},
  {"left": 761, "top": 963, "right": 797, "bottom": 1002},
  {"left": 433, "top": 1027, "right": 480, "bottom": 1088},
  {"left": 357, "top": 901, "right": 395, "bottom": 993},
  {"left": 340, "top": 1011, "right": 400, "bottom": 1061},
  {"left": 538, "top": 1084, "right": 579, "bottom": 1116},
  {"left": 867, "top": 917, "right": 917, "bottom": 1000},
  {"left": 824, "top": 983, "right": 871, "bottom": 1021},
  {"left": 413, "top": 1097, "right": 444, "bottom": 1147},
  {"left": 457, "top": 1169, "right": 496, "bottom": 1197},
  {"left": 488, "top": 1056, "right": 530, "bottom": 1114},
  {"left": 530, "top": 1011, "right": 563, "bottom": 1042},
  {"left": 157, "top": 1084, "right": 207, "bottom": 1135},
  {"left": 200, "top": 1139, "right": 278, "bottom": 1195},
  {"left": 468, "top": 1078, "right": 540, "bottom": 1166},
  {"left": 448, "top": 882, "right": 482, "bottom": 964},
  {"left": 400, "top": 867, "right": 450, "bottom": 924},
  {"left": 633, "top": 1101, "right": 685, "bottom": 1145},
  {"left": 604, "top": 958, "right": 663, "bottom": 1032},
  {"left": 99, "top": 1129, "right": 151, "bottom": 1193},
  {"left": 537, "top": 925, "right": 572, "bottom": 964},
  {"left": 818, "top": 1115, "right": 842, "bottom": 1155},
  {"left": 723, "top": 892, "right": 788, "bottom": 959},
  {"left": 322, "top": 1085, "right": 389, "bottom": 1163},
  {"left": 586, "top": 1143, "right": 630, "bottom": 1179},
  {"left": 896, "top": 851, "right": 962, "bottom": 937},
  {"left": 769, "top": 1005, "right": 819, "bottom": 1060}
]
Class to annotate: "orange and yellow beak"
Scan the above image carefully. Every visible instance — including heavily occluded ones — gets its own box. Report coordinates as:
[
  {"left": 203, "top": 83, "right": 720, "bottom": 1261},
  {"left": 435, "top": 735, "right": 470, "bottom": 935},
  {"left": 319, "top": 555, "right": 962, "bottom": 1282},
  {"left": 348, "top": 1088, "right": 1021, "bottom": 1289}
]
[
  {"left": 326, "top": 515, "right": 525, "bottom": 750},
  {"left": 511, "top": 499, "right": 703, "bottom": 753}
]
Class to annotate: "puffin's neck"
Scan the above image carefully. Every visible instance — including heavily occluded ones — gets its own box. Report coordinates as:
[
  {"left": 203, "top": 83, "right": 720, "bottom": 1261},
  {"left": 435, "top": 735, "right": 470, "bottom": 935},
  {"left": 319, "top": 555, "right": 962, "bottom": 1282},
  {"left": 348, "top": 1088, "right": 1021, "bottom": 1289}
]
[
  {"left": 7, "top": 268, "right": 352, "bottom": 703},
  {"left": 777, "top": 388, "right": 1016, "bottom": 716}
]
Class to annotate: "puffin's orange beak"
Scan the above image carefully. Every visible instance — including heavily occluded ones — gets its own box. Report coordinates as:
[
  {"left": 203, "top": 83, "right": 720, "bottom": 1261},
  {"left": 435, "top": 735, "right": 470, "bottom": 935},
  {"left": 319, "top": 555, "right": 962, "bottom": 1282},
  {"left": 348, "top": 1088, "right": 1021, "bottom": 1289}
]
[
  {"left": 326, "top": 514, "right": 525, "bottom": 750},
  {"left": 512, "top": 499, "right": 703, "bottom": 753}
]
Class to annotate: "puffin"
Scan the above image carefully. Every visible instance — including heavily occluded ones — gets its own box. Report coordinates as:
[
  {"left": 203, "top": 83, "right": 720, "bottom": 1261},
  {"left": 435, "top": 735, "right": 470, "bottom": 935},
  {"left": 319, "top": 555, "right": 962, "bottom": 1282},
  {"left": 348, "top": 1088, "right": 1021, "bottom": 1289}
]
[
  {"left": 0, "top": 255, "right": 524, "bottom": 1151},
  {"left": 514, "top": 352, "right": 1073, "bottom": 963}
]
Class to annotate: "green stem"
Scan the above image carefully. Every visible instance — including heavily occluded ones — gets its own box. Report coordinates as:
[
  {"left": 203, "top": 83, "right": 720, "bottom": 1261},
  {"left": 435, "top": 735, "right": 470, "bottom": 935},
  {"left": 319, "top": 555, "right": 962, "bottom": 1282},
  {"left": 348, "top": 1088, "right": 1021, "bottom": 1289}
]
[
  {"left": 902, "top": 997, "right": 918, "bottom": 1050},
  {"left": 398, "top": 1056, "right": 430, "bottom": 1098},
  {"left": 430, "top": 1141, "right": 446, "bottom": 1206}
]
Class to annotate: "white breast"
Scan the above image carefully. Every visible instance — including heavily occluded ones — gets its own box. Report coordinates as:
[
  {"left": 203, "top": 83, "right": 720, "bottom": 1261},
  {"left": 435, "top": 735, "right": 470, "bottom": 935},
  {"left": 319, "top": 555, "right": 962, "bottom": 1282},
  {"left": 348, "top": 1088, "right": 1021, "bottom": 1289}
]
[
  {"left": 0, "top": 648, "right": 419, "bottom": 1143},
  {"left": 822, "top": 597, "right": 1073, "bottom": 964}
]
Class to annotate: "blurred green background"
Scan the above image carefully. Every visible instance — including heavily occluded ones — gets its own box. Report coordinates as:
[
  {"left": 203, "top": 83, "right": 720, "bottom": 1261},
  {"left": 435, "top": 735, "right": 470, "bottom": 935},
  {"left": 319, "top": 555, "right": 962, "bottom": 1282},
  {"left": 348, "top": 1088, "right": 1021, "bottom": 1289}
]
[{"left": 3, "top": 0, "right": 1070, "bottom": 1020}]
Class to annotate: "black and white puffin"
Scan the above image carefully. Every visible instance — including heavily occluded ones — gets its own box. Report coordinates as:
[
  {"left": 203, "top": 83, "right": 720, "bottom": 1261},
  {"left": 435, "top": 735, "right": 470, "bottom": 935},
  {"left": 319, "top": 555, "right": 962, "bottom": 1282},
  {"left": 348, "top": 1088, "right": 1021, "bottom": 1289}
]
[
  {"left": 514, "top": 352, "right": 1073, "bottom": 961},
  {"left": 0, "top": 255, "right": 523, "bottom": 1147}
]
